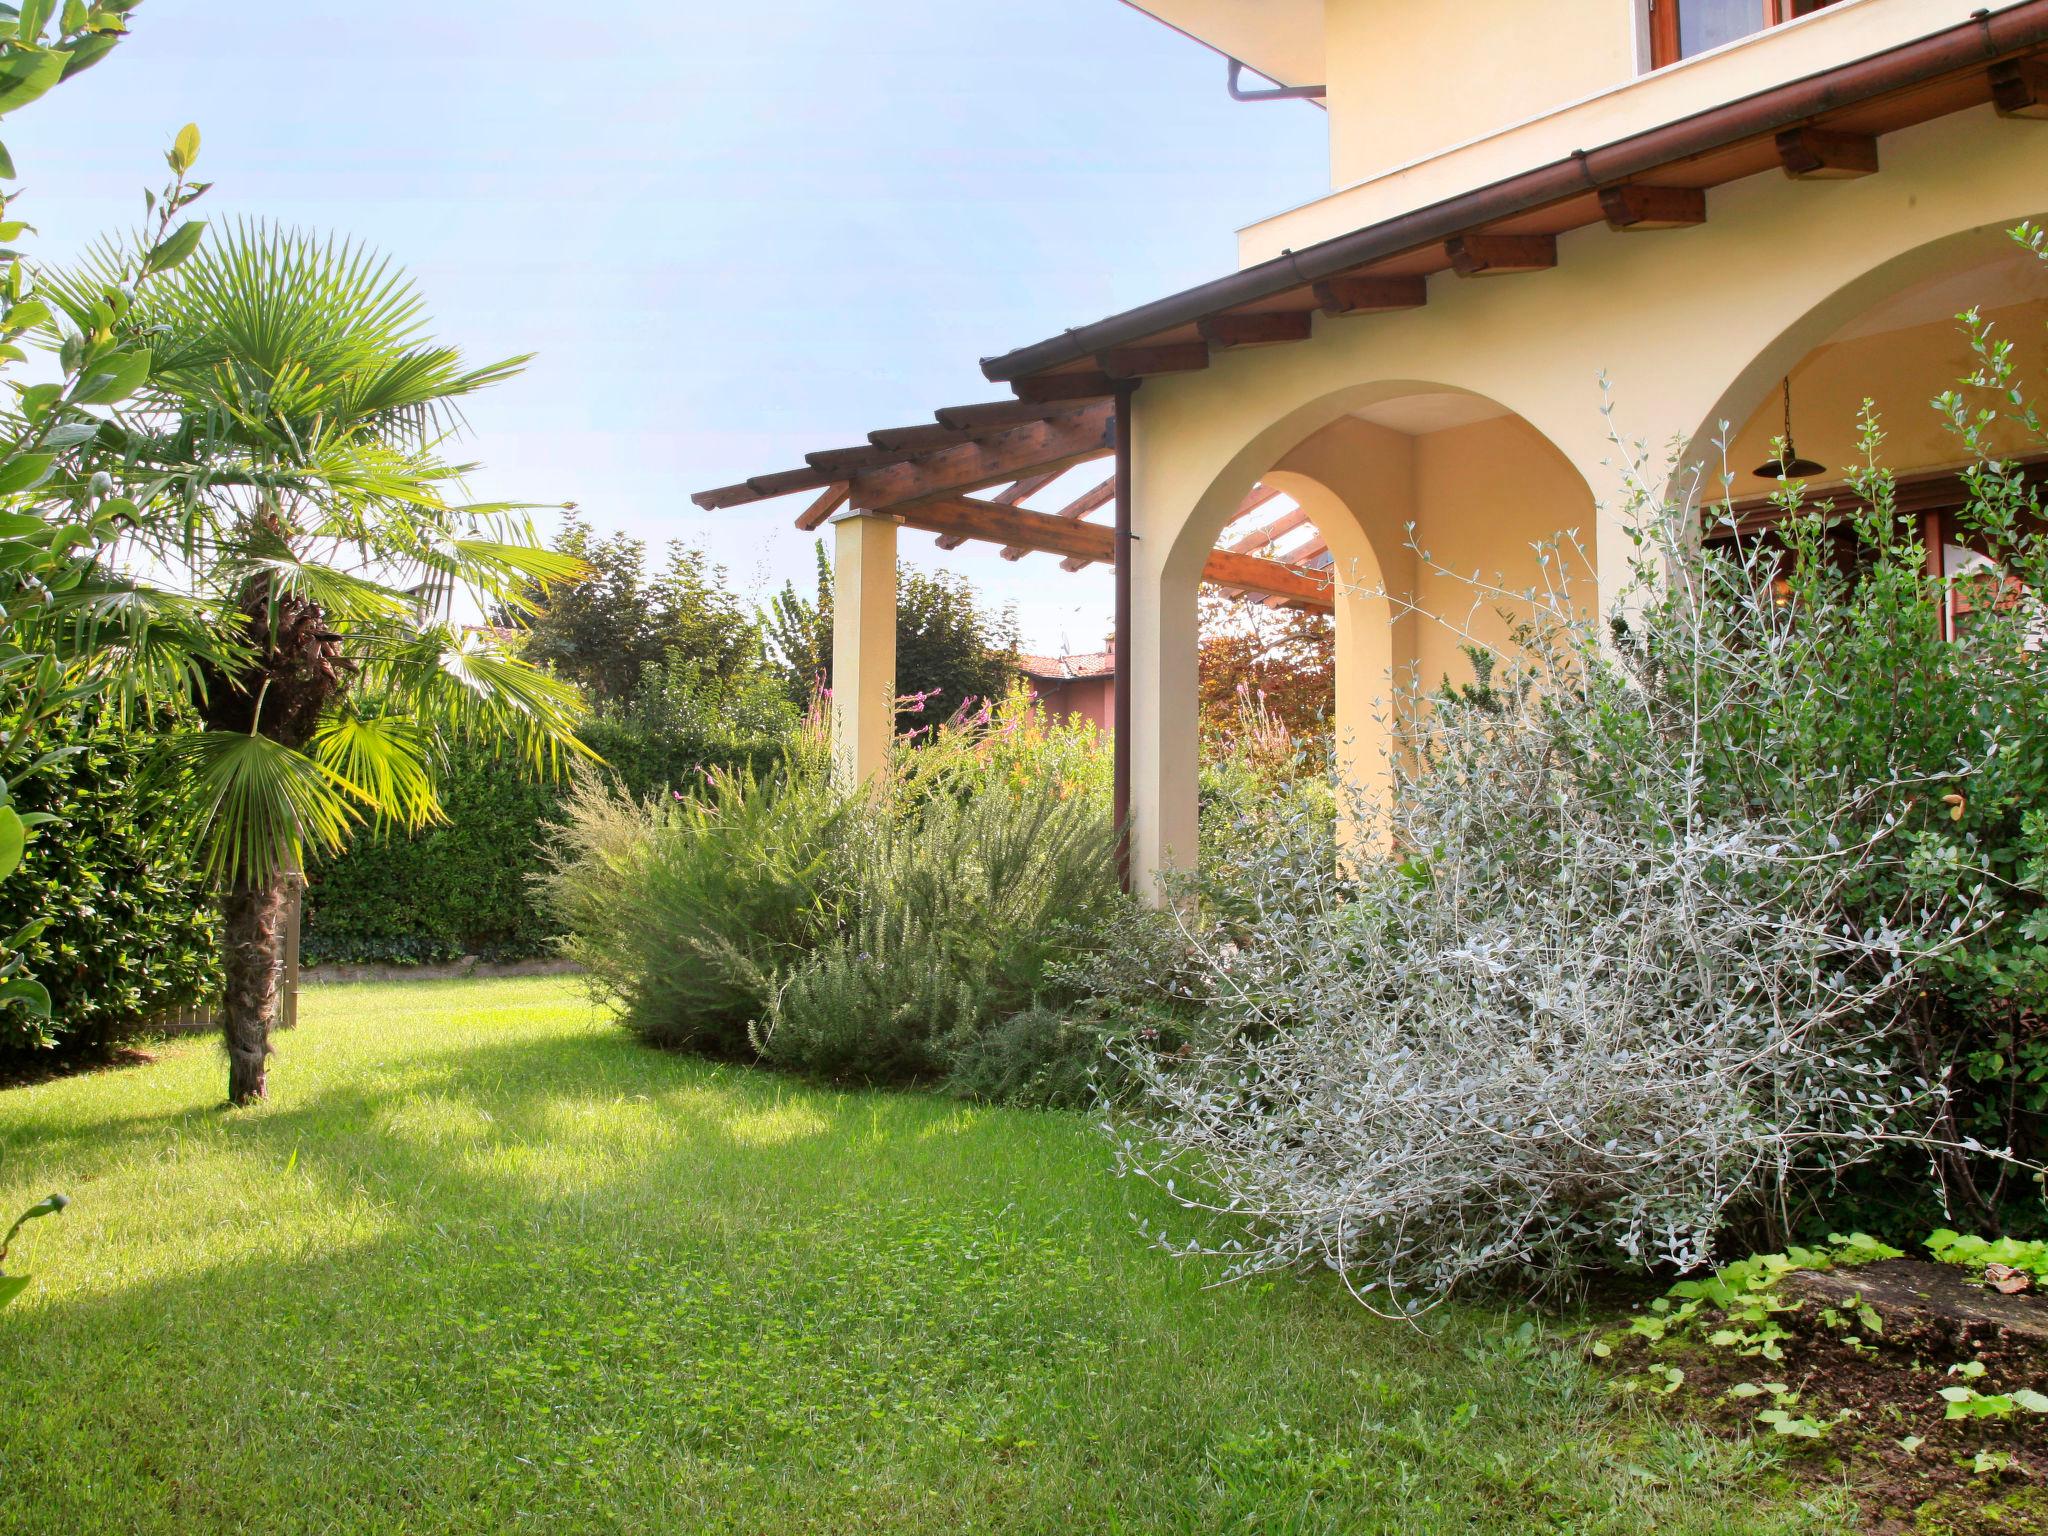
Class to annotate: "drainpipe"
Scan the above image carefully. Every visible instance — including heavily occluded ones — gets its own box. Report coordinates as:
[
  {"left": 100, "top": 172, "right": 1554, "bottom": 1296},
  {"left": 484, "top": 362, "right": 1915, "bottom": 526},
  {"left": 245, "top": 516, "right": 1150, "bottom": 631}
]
[
  {"left": 1113, "top": 384, "right": 1137, "bottom": 893},
  {"left": 1226, "top": 59, "right": 1327, "bottom": 103}
]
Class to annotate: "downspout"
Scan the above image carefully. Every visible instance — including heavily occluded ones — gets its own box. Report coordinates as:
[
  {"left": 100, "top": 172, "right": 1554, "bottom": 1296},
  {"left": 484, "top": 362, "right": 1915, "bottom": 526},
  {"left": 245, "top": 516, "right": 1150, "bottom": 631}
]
[
  {"left": 1112, "top": 383, "right": 1137, "bottom": 893},
  {"left": 1226, "top": 59, "right": 1327, "bottom": 103}
]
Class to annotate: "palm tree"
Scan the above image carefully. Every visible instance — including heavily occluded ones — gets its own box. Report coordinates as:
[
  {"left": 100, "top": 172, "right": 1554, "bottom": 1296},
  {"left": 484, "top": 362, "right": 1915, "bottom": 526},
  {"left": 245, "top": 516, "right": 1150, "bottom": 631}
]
[{"left": 55, "top": 223, "right": 588, "bottom": 1103}]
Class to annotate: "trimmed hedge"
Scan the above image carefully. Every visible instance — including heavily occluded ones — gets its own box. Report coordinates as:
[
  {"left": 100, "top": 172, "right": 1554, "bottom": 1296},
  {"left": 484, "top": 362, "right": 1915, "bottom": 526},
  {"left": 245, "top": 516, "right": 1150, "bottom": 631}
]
[
  {"left": 0, "top": 714, "right": 219, "bottom": 1055},
  {"left": 301, "top": 722, "right": 784, "bottom": 965}
]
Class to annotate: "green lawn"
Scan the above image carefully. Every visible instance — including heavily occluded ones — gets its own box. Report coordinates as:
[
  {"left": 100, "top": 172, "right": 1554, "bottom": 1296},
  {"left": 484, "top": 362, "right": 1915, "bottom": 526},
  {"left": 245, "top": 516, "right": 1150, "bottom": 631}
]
[{"left": 0, "top": 977, "right": 1855, "bottom": 1534}]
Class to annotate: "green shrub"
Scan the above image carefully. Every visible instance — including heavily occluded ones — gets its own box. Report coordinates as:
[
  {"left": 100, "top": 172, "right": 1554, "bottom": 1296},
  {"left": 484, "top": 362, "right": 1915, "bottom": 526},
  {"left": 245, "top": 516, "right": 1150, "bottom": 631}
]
[
  {"left": 302, "top": 721, "right": 784, "bottom": 965},
  {"left": 0, "top": 713, "right": 218, "bottom": 1055},
  {"left": 946, "top": 1004, "right": 1115, "bottom": 1110},
  {"left": 540, "top": 751, "right": 851, "bottom": 1056},
  {"left": 545, "top": 706, "right": 1122, "bottom": 1093},
  {"left": 756, "top": 779, "right": 1119, "bottom": 1082}
]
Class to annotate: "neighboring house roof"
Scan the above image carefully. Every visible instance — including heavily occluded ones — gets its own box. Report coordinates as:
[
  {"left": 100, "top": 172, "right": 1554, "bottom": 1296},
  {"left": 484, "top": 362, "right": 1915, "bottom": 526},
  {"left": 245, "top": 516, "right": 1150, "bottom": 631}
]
[{"left": 1017, "top": 649, "right": 1117, "bottom": 682}]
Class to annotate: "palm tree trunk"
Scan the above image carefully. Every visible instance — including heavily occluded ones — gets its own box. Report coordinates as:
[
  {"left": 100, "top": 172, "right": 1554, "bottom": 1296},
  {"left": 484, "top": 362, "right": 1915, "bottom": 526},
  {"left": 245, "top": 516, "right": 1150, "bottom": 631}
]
[{"left": 221, "top": 874, "right": 293, "bottom": 1105}]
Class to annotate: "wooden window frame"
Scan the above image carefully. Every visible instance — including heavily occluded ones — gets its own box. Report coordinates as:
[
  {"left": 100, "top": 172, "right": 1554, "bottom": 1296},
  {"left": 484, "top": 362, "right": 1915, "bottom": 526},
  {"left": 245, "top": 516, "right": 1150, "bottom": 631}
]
[{"left": 1650, "top": 0, "right": 1835, "bottom": 71}]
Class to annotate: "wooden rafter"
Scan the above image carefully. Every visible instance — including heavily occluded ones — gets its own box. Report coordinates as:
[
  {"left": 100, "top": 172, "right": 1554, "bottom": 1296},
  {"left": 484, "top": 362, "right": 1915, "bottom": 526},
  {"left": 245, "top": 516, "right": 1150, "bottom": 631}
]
[
  {"left": 1314, "top": 275, "right": 1427, "bottom": 316},
  {"left": 849, "top": 405, "right": 1115, "bottom": 512},
  {"left": 1197, "top": 312, "right": 1313, "bottom": 348},
  {"left": 1598, "top": 184, "right": 1707, "bottom": 231},
  {"left": 894, "top": 494, "right": 1332, "bottom": 608},
  {"left": 1447, "top": 234, "right": 1557, "bottom": 276},
  {"left": 794, "top": 481, "right": 850, "bottom": 532},
  {"left": 1776, "top": 127, "right": 1878, "bottom": 178},
  {"left": 1012, "top": 370, "right": 1118, "bottom": 404},
  {"left": 1011, "top": 473, "right": 1113, "bottom": 562},
  {"left": 1991, "top": 58, "right": 2048, "bottom": 117},
  {"left": 938, "top": 469, "right": 1063, "bottom": 550},
  {"left": 1098, "top": 343, "right": 1209, "bottom": 380},
  {"left": 1225, "top": 502, "right": 1309, "bottom": 555}
]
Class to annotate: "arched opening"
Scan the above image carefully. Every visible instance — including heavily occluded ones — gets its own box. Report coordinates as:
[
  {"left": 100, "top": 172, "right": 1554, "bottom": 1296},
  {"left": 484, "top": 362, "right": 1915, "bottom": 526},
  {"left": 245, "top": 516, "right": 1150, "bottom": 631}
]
[
  {"left": 1687, "top": 223, "right": 2048, "bottom": 499},
  {"left": 1139, "top": 384, "right": 1598, "bottom": 882}
]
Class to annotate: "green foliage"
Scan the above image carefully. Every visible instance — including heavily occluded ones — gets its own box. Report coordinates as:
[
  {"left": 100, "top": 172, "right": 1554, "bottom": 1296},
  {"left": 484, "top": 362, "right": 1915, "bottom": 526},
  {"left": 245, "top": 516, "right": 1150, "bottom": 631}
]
[
  {"left": 0, "top": 1192, "right": 67, "bottom": 1311},
  {"left": 1597, "top": 254, "right": 2048, "bottom": 1238},
  {"left": 546, "top": 707, "right": 1123, "bottom": 1094},
  {"left": 303, "top": 720, "right": 784, "bottom": 966},
  {"left": 540, "top": 744, "right": 850, "bottom": 1055},
  {"left": 766, "top": 540, "right": 1020, "bottom": 727},
  {"left": 0, "top": 976, "right": 1849, "bottom": 1535},
  {"left": 501, "top": 509, "right": 772, "bottom": 716},
  {"left": 944, "top": 1004, "right": 1118, "bottom": 1110},
  {"left": 1923, "top": 1228, "right": 2048, "bottom": 1282},
  {"left": 1615, "top": 1234, "right": 1902, "bottom": 1363},
  {"left": 0, "top": 710, "right": 216, "bottom": 1053},
  {"left": 755, "top": 776, "right": 1120, "bottom": 1083}
]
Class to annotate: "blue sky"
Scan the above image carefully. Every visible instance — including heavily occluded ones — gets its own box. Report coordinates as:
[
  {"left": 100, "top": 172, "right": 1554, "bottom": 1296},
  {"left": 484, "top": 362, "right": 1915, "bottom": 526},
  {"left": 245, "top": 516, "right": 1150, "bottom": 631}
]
[{"left": 10, "top": 1, "right": 1326, "bottom": 652}]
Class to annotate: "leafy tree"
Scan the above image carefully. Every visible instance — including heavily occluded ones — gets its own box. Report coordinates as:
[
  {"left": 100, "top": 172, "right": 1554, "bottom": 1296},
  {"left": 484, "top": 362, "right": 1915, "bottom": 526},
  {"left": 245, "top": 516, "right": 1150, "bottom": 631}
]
[
  {"left": 1197, "top": 593, "right": 1334, "bottom": 747},
  {"left": 0, "top": 1, "right": 191, "bottom": 1031},
  {"left": 765, "top": 540, "right": 1019, "bottom": 732},
  {"left": 504, "top": 510, "right": 760, "bottom": 712},
  {"left": 54, "top": 222, "right": 588, "bottom": 1104}
]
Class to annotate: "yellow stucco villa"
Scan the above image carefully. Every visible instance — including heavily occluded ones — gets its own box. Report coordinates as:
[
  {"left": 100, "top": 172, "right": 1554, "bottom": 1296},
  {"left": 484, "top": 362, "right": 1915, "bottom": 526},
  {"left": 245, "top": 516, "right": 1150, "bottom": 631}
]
[{"left": 696, "top": 0, "right": 2048, "bottom": 894}]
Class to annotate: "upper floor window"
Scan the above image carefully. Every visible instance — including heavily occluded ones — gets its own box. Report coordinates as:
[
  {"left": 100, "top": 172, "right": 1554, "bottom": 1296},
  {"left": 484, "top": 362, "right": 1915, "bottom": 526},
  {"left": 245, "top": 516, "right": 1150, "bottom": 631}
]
[{"left": 1650, "top": 0, "right": 1842, "bottom": 68}]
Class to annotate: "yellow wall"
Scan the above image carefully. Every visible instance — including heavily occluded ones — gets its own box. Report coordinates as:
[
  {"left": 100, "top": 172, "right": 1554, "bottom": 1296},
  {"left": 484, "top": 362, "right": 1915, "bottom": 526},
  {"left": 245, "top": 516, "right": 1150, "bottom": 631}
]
[
  {"left": 1721, "top": 296, "right": 2048, "bottom": 500},
  {"left": 1323, "top": 0, "right": 1637, "bottom": 188},
  {"left": 1124, "top": 102, "right": 2048, "bottom": 889},
  {"left": 1244, "top": 0, "right": 2033, "bottom": 262}
]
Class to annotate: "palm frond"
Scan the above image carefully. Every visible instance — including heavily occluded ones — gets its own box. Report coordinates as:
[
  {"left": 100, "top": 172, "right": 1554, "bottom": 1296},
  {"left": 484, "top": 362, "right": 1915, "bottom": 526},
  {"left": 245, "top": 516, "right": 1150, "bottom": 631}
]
[
  {"left": 312, "top": 710, "right": 442, "bottom": 831},
  {"left": 158, "top": 728, "right": 367, "bottom": 886},
  {"left": 365, "top": 625, "right": 592, "bottom": 774}
]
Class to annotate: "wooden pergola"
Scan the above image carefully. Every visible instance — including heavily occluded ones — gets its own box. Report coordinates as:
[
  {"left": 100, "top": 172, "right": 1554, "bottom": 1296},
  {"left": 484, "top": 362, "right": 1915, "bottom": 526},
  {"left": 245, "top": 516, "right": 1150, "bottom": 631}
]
[{"left": 690, "top": 397, "right": 1338, "bottom": 612}]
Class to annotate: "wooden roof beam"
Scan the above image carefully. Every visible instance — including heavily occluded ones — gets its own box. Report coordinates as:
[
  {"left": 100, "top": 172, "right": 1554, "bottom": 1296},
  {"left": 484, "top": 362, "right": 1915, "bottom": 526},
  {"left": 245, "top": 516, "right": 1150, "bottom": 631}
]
[
  {"left": 1098, "top": 343, "right": 1209, "bottom": 380},
  {"left": 934, "top": 398, "right": 1094, "bottom": 432},
  {"left": 1225, "top": 502, "right": 1309, "bottom": 554},
  {"left": 1991, "top": 58, "right": 2048, "bottom": 118},
  {"left": 1447, "top": 234, "right": 1557, "bottom": 276},
  {"left": 1314, "top": 275, "right": 1427, "bottom": 316},
  {"left": 849, "top": 404, "right": 1115, "bottom": 511},
  {"left": 938, "top": 469, "right": 1064, "bottom": 550},
  {"left": 1198, "top": 311, "right": 1313, "bottom": 348},
  {"left": 1012, "top": 371, "right": 1118, "bottom": 404},
  {"left": 868, "top": 421, "right": 972, "bottom": 453},
  {"left": 794, "top": 482, "right": 850, "bottom": 532},
  {"left": 1776, "top": 126, "right": 1878, "bottom": 178},
  {"left": 897, "top": 494, "right": 1332, "bottom": 608},
  {"left": 1599, "top": 184, "right": 1707, "bottom": 231},
  {"left": 1058, "top": 481, "right": 1284, "bottom": 572},
  {"left": 1008, "top": 473, "right": 1113, "bottom": 561}
]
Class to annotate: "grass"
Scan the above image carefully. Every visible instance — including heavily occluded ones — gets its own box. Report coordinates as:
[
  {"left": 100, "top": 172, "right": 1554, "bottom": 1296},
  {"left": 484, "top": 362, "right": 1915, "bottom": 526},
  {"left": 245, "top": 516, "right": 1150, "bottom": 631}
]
[{"left": 0, "top": 976, "right": 1858, "bottom": 1534}]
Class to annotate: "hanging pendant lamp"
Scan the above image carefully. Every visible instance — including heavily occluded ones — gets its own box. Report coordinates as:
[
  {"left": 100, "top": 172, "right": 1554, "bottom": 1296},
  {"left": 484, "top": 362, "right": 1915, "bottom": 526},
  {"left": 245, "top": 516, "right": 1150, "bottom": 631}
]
[{"left": 1753, "top": 376, "right": 1825, "bottom": 480}]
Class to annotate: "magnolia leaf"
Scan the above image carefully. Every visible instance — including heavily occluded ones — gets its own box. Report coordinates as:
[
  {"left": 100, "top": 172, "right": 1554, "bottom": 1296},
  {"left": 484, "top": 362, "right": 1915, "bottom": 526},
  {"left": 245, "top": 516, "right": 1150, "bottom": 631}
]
[
  {"left": 0, "top": 804, "right": 22, "bottom": 878},
  {"left": 0, "top": 450, "right": 52, "bottom": 494},
  {"left": 71, "top": 345, "right": 149, "bottom": 405},
  {"left": 12, "top": 0, "right": 50, "bottom": 46},
  {"left": 56, "top": 28, "right": 115, "bottom": 80},
  {"left": 0, "top": 976, "right": 50, "bottom": 1016},
  {"left": 168, "top": 122, "right": 199, "bottom": 174},
  {"left": 0, "top": 44, "right": 65, "bottom": 114},
  {"left": 144, "top": 219, "right": 203, "bottom": 274},
  {"left": 0, "top": 1275, "right": 27, "bottom": 1310}
]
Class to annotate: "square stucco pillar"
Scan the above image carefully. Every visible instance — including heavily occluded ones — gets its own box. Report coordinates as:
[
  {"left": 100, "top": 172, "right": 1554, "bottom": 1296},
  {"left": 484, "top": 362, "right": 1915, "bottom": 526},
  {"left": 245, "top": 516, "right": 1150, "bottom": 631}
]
[{"left": 830, "top": 512, "right": 896, "bottom": 787}]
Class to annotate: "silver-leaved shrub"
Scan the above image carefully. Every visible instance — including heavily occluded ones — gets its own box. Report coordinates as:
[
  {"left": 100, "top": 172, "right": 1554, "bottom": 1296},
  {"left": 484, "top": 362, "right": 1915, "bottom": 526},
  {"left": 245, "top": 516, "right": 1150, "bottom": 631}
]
[{"left": 1112, "top": 336, "right": 2048, "bottom": 1306}]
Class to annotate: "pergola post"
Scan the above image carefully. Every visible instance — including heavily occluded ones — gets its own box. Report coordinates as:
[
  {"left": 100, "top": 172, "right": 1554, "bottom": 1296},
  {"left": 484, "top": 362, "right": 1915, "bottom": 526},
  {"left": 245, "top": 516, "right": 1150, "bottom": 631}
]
[{"left": 830, "top": 511, "right": 897, "bottom": 786}]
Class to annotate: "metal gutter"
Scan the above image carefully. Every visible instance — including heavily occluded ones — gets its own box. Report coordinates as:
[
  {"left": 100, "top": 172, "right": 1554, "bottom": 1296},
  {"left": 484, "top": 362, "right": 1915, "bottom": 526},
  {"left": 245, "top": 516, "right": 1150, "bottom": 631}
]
[{"left": 982, "top": 2, "right": 2048, "bottom": 383}]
